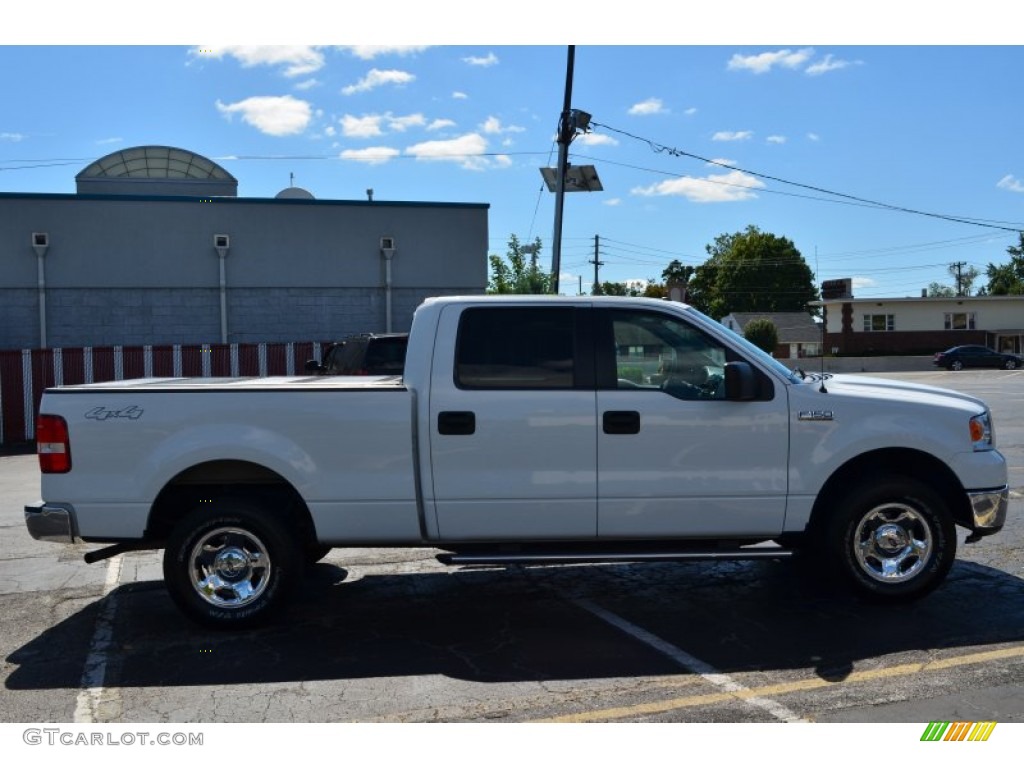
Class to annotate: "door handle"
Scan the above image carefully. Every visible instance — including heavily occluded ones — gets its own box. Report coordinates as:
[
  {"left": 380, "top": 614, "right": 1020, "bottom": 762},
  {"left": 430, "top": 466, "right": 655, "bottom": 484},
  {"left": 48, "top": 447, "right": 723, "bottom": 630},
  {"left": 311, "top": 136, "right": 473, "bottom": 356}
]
[
  {"left": 438, "top": 411, "right": 476, "bottom": 435},
  {"left": 603, "top": 410, "right": 640, "bottom": 435}
]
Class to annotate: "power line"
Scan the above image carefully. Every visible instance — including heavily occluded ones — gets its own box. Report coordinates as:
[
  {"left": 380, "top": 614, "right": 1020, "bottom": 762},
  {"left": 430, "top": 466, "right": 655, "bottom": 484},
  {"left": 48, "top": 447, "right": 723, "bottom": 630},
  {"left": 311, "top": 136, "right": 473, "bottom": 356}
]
[{"left": 588, "top": 121, "right": 1024, "bottom": 233}]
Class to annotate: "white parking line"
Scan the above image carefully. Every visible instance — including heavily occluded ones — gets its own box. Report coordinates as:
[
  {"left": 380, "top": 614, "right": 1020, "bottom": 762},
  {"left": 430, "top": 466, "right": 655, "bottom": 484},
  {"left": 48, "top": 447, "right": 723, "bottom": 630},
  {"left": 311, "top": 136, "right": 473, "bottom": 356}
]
[
  {"left": 571, "top": 597, "right": 806, "bottom": 722},
  {"left": 73, "top": 554, "right": 123, "bottom": 723}
]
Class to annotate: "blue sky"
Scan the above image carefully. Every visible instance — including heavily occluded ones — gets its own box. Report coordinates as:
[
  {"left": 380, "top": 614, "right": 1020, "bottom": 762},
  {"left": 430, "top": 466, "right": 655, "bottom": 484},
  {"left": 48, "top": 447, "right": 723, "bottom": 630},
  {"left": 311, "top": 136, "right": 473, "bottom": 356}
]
[{"left": 4, "top": 8, "right": 1024, "bottom": 299}]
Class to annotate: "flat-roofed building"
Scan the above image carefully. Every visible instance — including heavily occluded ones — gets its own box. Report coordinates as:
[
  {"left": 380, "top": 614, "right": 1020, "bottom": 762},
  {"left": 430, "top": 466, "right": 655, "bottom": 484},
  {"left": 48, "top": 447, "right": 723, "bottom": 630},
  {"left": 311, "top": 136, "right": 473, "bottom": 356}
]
[{"left": 2, "top": 145, "right": 489, "bottom": 350}]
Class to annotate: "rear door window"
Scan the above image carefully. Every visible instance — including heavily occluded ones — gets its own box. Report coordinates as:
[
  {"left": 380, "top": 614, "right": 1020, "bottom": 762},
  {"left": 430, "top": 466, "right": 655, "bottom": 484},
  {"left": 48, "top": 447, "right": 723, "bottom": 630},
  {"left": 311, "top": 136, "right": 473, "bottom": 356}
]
[{"left": 455, "top": 307, "right": 578, "bottom": 389}]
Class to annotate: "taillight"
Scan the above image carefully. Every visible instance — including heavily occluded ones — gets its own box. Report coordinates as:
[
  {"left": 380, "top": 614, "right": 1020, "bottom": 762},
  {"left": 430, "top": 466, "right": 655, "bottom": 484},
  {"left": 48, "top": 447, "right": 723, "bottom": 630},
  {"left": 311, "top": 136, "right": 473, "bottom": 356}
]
[{"left": 37, "top": 414, "right": 71, "bottom": 473}]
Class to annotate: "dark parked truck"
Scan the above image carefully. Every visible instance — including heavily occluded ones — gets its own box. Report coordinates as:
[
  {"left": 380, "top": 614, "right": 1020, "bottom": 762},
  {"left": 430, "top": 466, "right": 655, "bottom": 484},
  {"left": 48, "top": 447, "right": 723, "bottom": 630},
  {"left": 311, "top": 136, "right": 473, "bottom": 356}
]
[{"left": 26, "top": 296, "right": 1008, "bottom": 628}]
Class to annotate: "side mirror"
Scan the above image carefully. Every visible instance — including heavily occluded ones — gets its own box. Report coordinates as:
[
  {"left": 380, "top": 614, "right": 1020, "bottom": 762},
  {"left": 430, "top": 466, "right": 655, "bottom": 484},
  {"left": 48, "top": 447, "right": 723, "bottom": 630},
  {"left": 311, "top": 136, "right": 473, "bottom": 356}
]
[
  {"left": 304, "top": 359, "right": 322, "bottom": 374},
  {"left": 724, "top": 362, "right": 758, "bottom": 401}
]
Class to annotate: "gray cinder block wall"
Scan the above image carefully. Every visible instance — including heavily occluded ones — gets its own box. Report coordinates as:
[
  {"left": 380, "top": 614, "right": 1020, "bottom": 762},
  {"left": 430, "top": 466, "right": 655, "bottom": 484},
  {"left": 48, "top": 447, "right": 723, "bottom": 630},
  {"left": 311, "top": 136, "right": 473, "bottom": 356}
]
[{"left": 1, "top": 193, "right": 488, "bottom": 350}]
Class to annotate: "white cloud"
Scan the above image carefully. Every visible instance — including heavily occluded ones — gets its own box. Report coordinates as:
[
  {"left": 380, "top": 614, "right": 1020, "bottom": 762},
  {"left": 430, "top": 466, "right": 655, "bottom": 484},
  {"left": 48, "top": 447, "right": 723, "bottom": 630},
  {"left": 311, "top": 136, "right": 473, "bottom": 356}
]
[
  {"left": 463, "top": 52, "right": 499, "bottom": 67},
  {"left": 215, "top": 95, "right": 312, "bottom": 136},
  {"left": 343, "top": 46, "right": 429, "bottom": 60},
  {"left": 480, "top": 116, "right": 525, "bottom": 135},
  {"left": 340, "top": 147, "right": 401, "bottom": 165},
  {"left": 452, "top": 91, "right": 469, "bottom": 100},
  {"left": 342, "top": 69, "right": 415, "bottom": 95},
  {"left": 0, "top": 132, "right": 25, "bottom": 141},
  {"left": 405, "top": 133, "right": 502, "bottom": 170},
  {"left": 631, "top": 169, "right": 765, "bottom": 203},
  {"left": 196, "top": 46, "right": 324, "bottom": 77},
  {"left": 766, "top": 135, "right": 786, "bottom": 144},
  {"left": 575, "top": 133, "right": 618, "bottom": 147},
  {"left": 428, "top": 119, "right": 456, "bottom": 131},
  {"left": 324, "top": 125, "right": 336, "bottom": 137},
  {"left": 628, "top": 98, "right": 666, "bottom": 116},
  {"left": 684, "top": 107, "right": 698, "bottom": 116},
  {"left": 807, "top": 132, "right": 821, "bottom": 142},
  {"left": 294, "top": 78, "right": 320, "bottom": 91},
  {"left": 997, "top": 174, "right": 1024, "bottom": 193},
  {"left": 388, "top": 113, "right": 427, "bottom": 132},
  {"left": 340, "top": 114, "right": 384, "bottom": 138},
  {"left": 95, "top": 136, "right": 122, "bottom": 145},
  {"left": 712, "top": 130, "right": 753, "bottom": 142},
  {"left": 727, "top": 48, "right": 814, "bottom": 74},
  {"left": 340, "top": 112, "right": 427, "bottom": 137},
  {"left": 806, "top": 54, "right": 858, "bottom": 76},
  {"left": 709, "top": 158, "right": 737, "bottom": 167},
  {"left": 851, "top": 276, "right": 878, "bottom": 290},
  {"left": 603, "top": 198, "right": 622, "bottom": 206}
]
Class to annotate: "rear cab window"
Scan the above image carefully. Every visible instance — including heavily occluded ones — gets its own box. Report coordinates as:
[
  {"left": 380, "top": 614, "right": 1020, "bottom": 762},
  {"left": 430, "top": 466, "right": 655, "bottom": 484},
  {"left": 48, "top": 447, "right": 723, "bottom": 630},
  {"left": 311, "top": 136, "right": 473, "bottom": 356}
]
[{"left": 454, "top": 306, "right": 593, "bottom": 389}]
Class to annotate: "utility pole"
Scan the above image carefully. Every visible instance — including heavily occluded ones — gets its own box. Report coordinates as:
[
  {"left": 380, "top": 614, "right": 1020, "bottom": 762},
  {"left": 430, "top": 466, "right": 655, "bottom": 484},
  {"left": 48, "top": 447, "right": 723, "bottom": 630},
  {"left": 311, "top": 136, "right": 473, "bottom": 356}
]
[
  {"left": 951, "top": 261, "right": 967, "bottom": 296},
  {"left": 589, "top": 234, "right": 604, "bottom": 294},
  {"left": 550, "top": 45, "right": 575, "bottom": 295}
]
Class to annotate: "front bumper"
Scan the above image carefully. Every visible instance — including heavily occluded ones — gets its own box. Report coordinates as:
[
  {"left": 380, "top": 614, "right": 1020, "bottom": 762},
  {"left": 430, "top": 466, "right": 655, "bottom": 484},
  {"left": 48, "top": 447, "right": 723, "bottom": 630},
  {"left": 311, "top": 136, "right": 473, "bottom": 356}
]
[
  {"left": 965, "top": 486, "right": 1008, "bottom": 535},
  {"left": 24, "top": 501, "right": 78, "bottom": 543}
]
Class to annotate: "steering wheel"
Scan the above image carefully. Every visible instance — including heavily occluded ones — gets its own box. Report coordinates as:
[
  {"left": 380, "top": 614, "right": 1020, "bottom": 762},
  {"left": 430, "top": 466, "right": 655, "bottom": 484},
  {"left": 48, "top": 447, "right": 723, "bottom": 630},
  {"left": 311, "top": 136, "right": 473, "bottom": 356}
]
[{"left": 660, "top": 377, "right": 703, "bottom": 400}]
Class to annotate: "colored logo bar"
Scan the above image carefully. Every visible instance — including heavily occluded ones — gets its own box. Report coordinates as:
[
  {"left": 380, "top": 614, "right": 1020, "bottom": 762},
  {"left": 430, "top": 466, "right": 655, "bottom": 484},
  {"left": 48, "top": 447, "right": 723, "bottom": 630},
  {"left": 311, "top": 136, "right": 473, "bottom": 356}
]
[{"left": 921, "top": 722, "right": 997, "bottom": 742}]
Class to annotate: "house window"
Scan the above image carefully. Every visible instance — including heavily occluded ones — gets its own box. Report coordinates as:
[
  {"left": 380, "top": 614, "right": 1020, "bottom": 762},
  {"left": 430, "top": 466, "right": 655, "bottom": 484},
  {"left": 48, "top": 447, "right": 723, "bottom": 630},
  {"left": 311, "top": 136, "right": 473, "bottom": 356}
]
[
  {"left": 863, "top": 314, "right": 894, "bottom": 332},
  {"left": 944, "top": 312, "right": 976, "bottom": 330}
]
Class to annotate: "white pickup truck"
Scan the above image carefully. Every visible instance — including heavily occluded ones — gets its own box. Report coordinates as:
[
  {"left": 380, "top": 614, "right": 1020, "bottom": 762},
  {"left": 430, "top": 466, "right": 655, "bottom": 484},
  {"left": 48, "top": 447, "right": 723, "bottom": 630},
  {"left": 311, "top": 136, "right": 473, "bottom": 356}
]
[{"left": 26, "top": 296, "right": 1008, "bottom": 628}]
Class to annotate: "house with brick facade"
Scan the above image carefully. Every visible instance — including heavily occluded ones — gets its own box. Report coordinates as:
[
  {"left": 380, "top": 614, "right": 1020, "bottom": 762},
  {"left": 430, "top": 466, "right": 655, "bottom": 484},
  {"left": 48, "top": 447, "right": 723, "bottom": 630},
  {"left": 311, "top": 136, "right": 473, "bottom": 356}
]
[{"left": 811, "top": 296, "right": 1024, "bottom": 357}]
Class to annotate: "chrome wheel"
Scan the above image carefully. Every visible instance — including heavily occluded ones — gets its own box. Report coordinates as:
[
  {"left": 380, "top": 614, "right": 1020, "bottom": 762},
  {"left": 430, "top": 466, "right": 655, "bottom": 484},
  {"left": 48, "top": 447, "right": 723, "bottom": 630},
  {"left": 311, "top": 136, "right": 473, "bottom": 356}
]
[
  {"left": 164, "top": 500, "right": 300, "bottom": 628},
  {"left": 853, "top": 504, "right": 931, "bottom": 584},
  {"left": 828, "top": 475, "right": 955, "bottom": 601},
  {"left": 950, "top": 360, "right": 963, "bottom": 371},
  {"left": 187, "top": 526, "right": 272, "bottom": 608}
]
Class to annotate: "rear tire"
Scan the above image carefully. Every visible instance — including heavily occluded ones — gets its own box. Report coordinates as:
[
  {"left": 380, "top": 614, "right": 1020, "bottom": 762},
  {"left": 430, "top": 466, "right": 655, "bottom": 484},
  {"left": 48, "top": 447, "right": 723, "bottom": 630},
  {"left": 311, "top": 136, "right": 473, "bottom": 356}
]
[
  {"left": 163, "top": 499, "right": 301, "bottom": 629},
  {"left": 1004, "top": 359, "right": 1018, "bottom": 370},
  {"left": 828, "top": 476, "right": 956, "bottom": 602},
  {"left": 950, "top": 360, "right": 963, "bottom": 371}
]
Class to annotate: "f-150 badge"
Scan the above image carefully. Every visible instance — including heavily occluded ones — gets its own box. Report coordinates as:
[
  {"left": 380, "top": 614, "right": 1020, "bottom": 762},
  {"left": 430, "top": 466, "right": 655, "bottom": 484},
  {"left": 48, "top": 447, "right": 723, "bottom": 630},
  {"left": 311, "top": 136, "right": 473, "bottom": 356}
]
[{"left": 798, "top": 410, "right": 834, "bottom": 421}]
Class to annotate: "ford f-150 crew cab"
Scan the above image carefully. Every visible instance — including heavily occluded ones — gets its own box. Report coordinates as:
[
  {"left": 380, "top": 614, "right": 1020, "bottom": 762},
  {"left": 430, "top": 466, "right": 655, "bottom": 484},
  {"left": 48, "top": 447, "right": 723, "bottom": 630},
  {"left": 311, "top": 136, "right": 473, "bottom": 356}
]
[{"left": 25, "top": 296, "right": 1009, "bottom": 628}]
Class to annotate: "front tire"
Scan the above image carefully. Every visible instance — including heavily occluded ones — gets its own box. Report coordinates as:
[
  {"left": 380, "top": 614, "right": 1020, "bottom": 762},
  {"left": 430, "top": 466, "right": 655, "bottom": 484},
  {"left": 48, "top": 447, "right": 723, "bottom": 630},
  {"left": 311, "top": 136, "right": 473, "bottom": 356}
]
[
  {"left": 163, "top": 499, "right": 301, "bottom": 629},
  {"left": 828, "top": 476, "right": 956, "bottom": 602},
  {"left": 1004, "top": 359, "right": 1018, "bottom": 370}
]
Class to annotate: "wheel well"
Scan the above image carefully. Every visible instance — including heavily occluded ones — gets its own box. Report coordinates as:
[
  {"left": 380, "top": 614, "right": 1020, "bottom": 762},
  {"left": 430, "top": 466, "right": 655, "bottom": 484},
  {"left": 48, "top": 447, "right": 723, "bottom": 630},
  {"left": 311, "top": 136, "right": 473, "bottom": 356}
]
[
  {"left": 145, "top": 460, "right": 318, "bottom": 548},
  {"left": 808, "top": 448, "right": 970, "bottom": 536}
]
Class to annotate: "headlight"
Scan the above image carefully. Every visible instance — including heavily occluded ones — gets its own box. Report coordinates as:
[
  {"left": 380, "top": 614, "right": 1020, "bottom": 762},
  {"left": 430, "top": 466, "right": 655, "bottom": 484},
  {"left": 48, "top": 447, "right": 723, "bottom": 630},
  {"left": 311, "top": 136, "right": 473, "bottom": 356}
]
[{"left": 970, "top": 411, "right": 994, "bottom": 451}]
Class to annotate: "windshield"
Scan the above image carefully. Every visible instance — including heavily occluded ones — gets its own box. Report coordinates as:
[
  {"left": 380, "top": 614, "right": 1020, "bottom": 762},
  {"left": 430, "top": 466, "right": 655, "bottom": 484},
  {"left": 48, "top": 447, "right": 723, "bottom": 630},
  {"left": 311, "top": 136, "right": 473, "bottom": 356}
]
[{"left": 685, "top": 307, "right": 803, "bottom": 384}]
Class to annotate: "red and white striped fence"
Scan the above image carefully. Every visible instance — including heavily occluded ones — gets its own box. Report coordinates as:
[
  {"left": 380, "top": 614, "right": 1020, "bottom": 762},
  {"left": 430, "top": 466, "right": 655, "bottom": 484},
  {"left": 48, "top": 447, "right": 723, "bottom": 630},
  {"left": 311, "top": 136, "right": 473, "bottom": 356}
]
[{"left": 0, "top": 341, "right": 327, "bottom": 446}]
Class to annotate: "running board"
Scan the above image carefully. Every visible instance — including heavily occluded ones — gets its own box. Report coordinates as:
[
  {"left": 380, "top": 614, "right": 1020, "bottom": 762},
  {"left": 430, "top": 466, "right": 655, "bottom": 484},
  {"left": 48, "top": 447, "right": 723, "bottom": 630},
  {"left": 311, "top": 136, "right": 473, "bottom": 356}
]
[{"left": 437, "top": 546, "right": 794, "bottom": 567}]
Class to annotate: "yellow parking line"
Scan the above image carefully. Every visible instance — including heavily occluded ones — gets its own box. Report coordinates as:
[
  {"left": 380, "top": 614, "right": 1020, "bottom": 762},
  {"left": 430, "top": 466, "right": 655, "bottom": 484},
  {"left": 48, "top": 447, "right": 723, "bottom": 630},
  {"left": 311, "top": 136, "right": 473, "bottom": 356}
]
[{"left": 531, "top": 645, "right": 1024, "bottom": 723}]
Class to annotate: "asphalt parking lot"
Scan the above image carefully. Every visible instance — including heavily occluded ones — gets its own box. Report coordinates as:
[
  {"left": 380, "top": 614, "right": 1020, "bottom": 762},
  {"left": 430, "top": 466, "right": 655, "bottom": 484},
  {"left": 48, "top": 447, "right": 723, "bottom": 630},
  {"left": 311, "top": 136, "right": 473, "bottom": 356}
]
[{"left": 1, "top": 370, "right": 1022, "bottom": 724}]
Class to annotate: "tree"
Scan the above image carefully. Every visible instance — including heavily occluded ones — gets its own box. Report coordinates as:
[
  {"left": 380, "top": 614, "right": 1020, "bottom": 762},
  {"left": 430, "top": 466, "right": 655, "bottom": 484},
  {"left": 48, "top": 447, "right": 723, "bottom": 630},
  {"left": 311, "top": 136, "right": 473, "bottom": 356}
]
[
  {"left": 595, "top": 281, "right": 628, "bottom": 296},
  {"left": 948, "top": 263, "right": 979, "bottom": 296},
  {"left": 927, "top": 282, "right": 956, "bottom": 298},
  {"left": 984, "top": 232, "right": 1024, "bottom": 295},
  {"left": 662, "top": 259, "right": 696, "bottom": 286},
  {"left": 686, "top": 225, "right": 818, "bottom": 319},
  {"left": 743, "top": 318, "right": 779, "bottom": 355},
  {"left": 637, "top": 260, "right": 696, "bottom": 300},
  {"left": 487, "top": 235, "right": 552, "bottom": 294}
]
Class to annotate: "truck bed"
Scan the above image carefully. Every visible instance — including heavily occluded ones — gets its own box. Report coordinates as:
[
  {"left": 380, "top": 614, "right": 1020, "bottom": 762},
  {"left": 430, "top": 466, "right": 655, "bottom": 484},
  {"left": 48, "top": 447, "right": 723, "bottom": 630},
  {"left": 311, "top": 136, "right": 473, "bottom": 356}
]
[{"left": 39, "top": 376, "right": 420, "bottom": 543}]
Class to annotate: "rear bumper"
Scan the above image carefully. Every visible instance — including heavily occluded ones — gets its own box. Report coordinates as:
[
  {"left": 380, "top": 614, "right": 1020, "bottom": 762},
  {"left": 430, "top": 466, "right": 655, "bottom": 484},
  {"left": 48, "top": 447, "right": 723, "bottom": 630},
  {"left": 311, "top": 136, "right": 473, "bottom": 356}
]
[
  {"left": 965, "top": 486, "right": 1008, "bottom": 535},
  {"left": 24, "top": 501, "right": 79, "bottom": 543}
]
